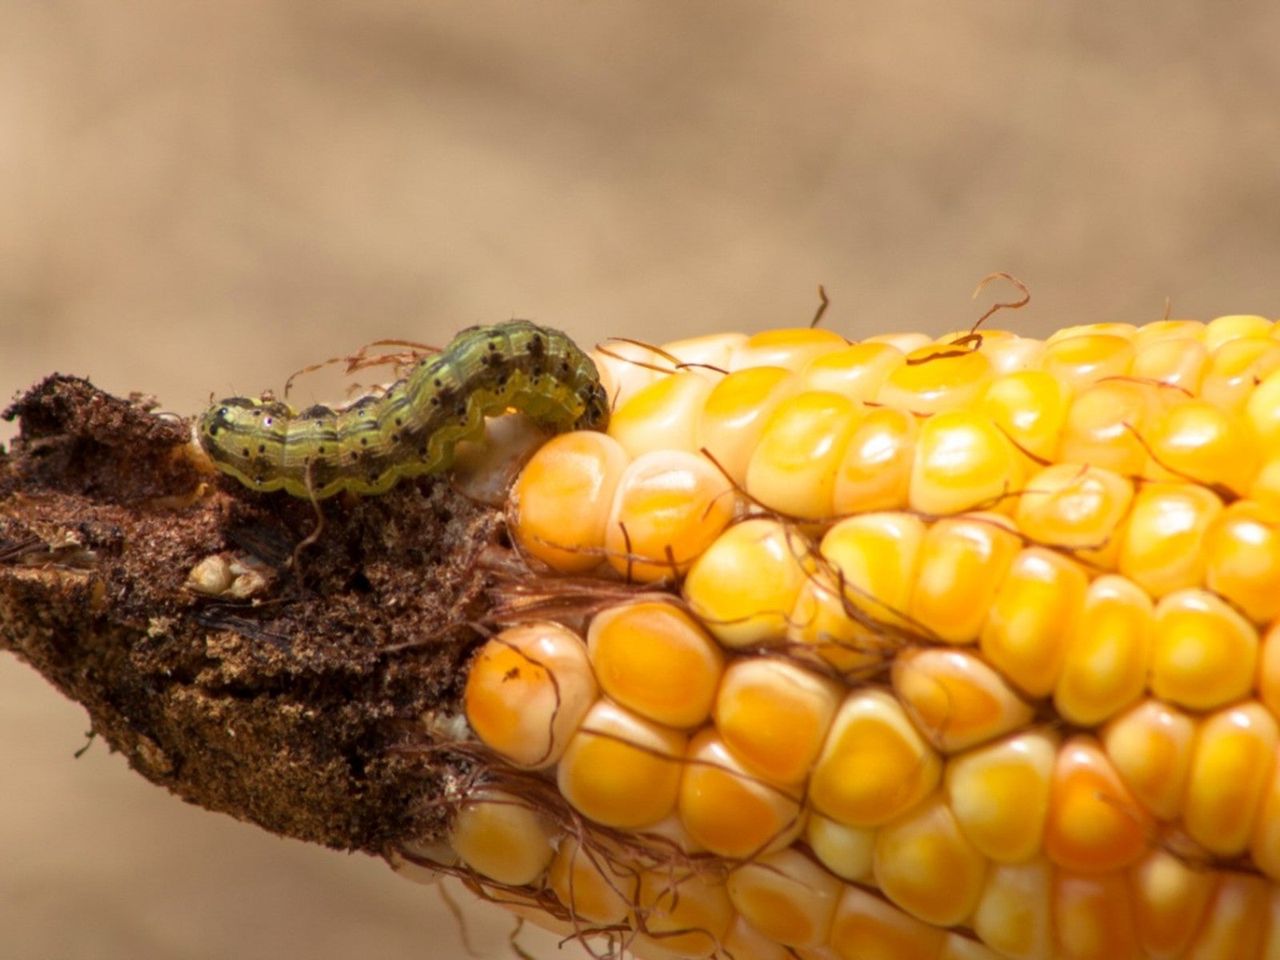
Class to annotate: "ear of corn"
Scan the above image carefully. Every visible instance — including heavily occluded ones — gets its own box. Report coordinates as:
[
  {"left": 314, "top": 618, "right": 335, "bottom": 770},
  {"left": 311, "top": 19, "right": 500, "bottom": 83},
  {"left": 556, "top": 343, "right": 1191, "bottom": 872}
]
[{"left": 429, "top": 317, "right": 1280, "bottom": 960}]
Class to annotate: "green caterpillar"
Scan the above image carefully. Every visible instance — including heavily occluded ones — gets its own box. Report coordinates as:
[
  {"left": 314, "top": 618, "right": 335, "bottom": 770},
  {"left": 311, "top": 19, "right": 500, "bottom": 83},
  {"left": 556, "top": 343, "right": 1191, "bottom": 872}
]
[{"left": 197, "top": 321, "right": 609, "bottom": 499}]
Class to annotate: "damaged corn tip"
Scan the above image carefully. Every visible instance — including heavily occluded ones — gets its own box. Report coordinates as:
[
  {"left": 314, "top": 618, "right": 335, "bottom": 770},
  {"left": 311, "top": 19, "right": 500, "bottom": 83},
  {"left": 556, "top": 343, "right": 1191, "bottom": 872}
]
[{"left": 442, "top": 317, "right": 1280, "bottom": 960}]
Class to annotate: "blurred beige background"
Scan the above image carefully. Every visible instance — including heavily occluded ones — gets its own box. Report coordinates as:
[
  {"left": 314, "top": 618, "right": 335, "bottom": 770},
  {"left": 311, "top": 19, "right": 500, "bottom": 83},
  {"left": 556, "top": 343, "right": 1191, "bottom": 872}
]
[{"left": 3, "top": 2, "right": 1280, "bottom": 958}]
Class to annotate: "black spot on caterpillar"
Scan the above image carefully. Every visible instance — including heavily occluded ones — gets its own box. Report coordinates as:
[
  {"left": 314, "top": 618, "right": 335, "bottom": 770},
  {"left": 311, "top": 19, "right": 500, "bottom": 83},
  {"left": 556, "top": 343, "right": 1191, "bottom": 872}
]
[{"left": 197, "top": 321, "right": 609, "bottom": 499}]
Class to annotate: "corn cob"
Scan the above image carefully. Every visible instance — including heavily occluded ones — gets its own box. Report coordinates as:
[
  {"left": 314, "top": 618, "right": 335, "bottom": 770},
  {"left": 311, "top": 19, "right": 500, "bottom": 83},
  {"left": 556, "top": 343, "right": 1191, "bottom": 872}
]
[{"left": 414, "top": 316, "right": 1280, "bottom": 960}]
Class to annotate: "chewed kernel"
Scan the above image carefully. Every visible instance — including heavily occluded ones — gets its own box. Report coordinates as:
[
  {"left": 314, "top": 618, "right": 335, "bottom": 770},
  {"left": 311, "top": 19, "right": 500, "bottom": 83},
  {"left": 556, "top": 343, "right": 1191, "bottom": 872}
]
[
  {"left": 728, "top": 849, "right": 842, "bottom": 947},
  {"left": 683, "top": 518, "right": 813, "bottom": 649},
  {"left": 1044, "top": 735, "right": 1152, "bottom": 873},
  {"left": 713, "top": 657, "right": 842, "bottom": 785},
  {"left": 587, "top": 600, "right": 724, "bottom": 729},
  {"left": 609, "top": 371, "right": 714, "bottom": 457},
  {"left": 448, "top": 791, "right": 555, "bottom": 886},
  {"left": 604, "top": 449, "right": 735, "bottom": 583},
  {"left": 892, "top": 647, "right": 1034, "bottom": 753},
  {"left": 745, "top": 390, "right": 862, "bottom": 519},
  {"left": 872, "top": 793, "right": 988, "bottom": 927},
  {"left": 557, "top": 700, "right": 686, "bottom": 829},
  {"left": 678, "top": 728, "right": 803, "bottom": 858},
  {"left": 809, "top": 689, "right": 941, "bottom": 828},
  {"left": 1183, "top": 701, "right": 1277, "bottom": 856},
  {"left": 945, "top": 730, "right": 1056, "bottom": 864},
  {"left": 695, "top": 366, "right": 800, "bottom": 485},
  {"left": 1149, "top": 588, "right": 1257, "bottom": 710},
  {"left": 463, "top": 621, "right": 597, "bottom": 769},
  {"left": 512, "top": 430, "right": 630, "bottom": 573},
  {"left": 909, "top": 410, "right": 1022, "bottom": 516}
]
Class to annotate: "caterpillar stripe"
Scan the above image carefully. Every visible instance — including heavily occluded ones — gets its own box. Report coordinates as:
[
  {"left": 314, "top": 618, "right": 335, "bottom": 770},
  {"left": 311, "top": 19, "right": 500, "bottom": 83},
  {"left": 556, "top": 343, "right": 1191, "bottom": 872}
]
[{"left": 197, "top": 321, "right": 610, "bottom": 499}]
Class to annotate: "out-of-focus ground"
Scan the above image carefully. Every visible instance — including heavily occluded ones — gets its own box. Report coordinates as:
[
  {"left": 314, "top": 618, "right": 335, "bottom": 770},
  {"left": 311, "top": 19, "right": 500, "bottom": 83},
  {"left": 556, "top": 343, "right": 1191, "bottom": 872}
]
[{"left": 3, "top": 2, "right": 1280, "bottom": 958}]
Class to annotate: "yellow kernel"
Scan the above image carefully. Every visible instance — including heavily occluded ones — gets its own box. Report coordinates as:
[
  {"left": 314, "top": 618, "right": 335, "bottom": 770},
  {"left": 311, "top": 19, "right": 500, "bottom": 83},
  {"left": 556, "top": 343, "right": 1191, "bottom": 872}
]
[
  {"left": 1052, "top": 872, "right": 1139, "bottom": 960},
  {"left": 1040, "top": 333, "right": 1135, "bottom": 391},
  {"left": 727, "top": 849, "right": 843, "bottom": 947},
  {"left": 604, "top": 450, "right": 735, "bottom": 583},
  {"left": 873, "top": 794, "right": 988, "bottom": 927},
  {"left": 722, "top": 917, "right": 792, "bottom": 960},
  {"left": 945, "top": 730, "right": 1057, "bottom": 863},
  {"left": 1246, "top": 366, "right": 1280, "bottom": 449},
  {"left": 1133, "top": 318, "right": 1205, "bottom": 347},
  {"left": 801, "top": 341, "right": 906, "bottom": 402},
  {"left": 660, "top": 332, "right": 748, "bottom": 372},
  {"left": 1150, "top": 588, "right": 1258, "bottom": 711},
  {"left": 892, "top": 647, "right": 1035, "bottom": 753},
  {"left": 909, "top": 410, "right": 1022, "bottom": 516},
  {"left": 1059, "top": 379, "right": 1163, "bottom": 476},
  {"left": 1183, "top": 873, "right": 1269, "bottom": 960},
  {"left": 731, "top": 327, "right": 849, "bottom": 372},
  {"left": 1250, "top": 749, "right": 1280, "bottom": 880},
  {"left": 1053, "top": 574, "right": 1153, "bottom": 727},
  {"left": 804, "top": 812, "right": 874, "bottom": 882},
  {"left": 609, "top": 371, "right": 714, "bottom": 457},
  {"left": 587, "top": 600, "right": 725, "bottom": 729},
  {"left": 979, "top": 547, "right": 1088, "bottom": 699},
  {"left": 512, "top": 430, "right": 630, "bottom": 573},
  {"left": 682, "top": 518, "right": 812, "bottom": 649},
  {"left": 1128, "top": 335, "right": 1208, "bottom": 392},
  {"left": 633, "top": 870, "right": 734, "bottom": 960},
  {"left": 972, "top": 330, "right": 1045, "bottom": 375},
  {"left": 1203, "top": 313, "right": 1274, "bottom": 351},
  {"left": 713, "top": 656, "right": 842, "bottom": 785},
  {"left": 809, "top": 689, "right": 941, "bottom": 828},
  {"left": 1046, "top": 322, "right": 1138, "bottom": 344},
  {"left": 448, "top": 792, "right": 554, "bottom": 886},
  {"left": 829, "top": 885, "right": 945, "bottom": 960},
  {"left": 1205, "top": 499, "right": 1280, "bottom": 623},
  {"left": 1130, "top": 849, "right": 1214, "bottom": 959},
  {"left": 971, "top": 857, "right": 1053, "bottom": 960},
  {"left": 877, "top": 346, "right": 995, "bottom": 415},
  {"left": 864, "top": 330, "right": 933, "bottom": 353},
  {"left": 907, "top": 513, "right": 1021, "bottom": 644},
  {"left": 547, "top": 837, "right": 637, "bottom": 925},
  {"left": 1204, "top": 335, "right": 1280, "bottom": 413},
  {"left": 745, "top": 391, "right": 863, "bottom": 519},
  {"left": 677, "top": 727, "right": 803, "bottom": 858},
  {"left": 978, "top": 370, "right": 1071, "bottom": 463},
  {"left": 1101, "top": 698, "right": 1196, "bottom": 822},
  {"left": 463, "top": 622, "right": 597, "bottom": 769},
  {"left": 1014, "top": 463, "right": 1133, "bottom": 558},
  {"left": 1145, "top": 398, "right": 1258, "bottom": 495},
  {"left": 830, "top": 407, "right": 918, "bottom": 514},
  {"left": 695, "top": 366, "right": 799, "bottom": 485},
  {"left": 1118, "top": 483, "right": 1222, "bottom": 598},
  {"left": 786, "top": 569, "right": 891, "bottom": 679},
  {"left": 938, "top": 934, "right": 1004, "bottom": 960},
  {"left": 1183, "top": 701, "right": 1278, "bottom": 857},
  {"left": 1044, "top": 736, "right": 1152, "bottom": 874},
  {"left": 819, "top": 511, "right": 925, "bottom": 633},
  {"left": 557, "top": 700, "right": 686, "bottom": 829},
  {"left": 591, "top": 341, "right": 659, "bottom": 410},
  {"left": 1260, "top": 621, "right": 1280, "bottom": 720}
]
